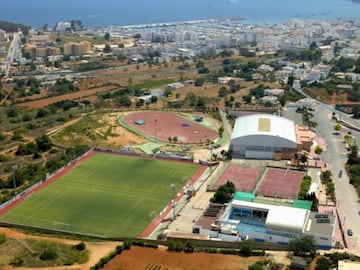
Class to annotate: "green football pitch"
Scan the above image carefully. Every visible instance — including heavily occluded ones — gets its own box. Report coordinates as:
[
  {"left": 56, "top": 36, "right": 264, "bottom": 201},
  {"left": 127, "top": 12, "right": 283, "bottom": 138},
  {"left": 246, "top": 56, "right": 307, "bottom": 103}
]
[{"left": 0, "top": 152, "right": 201, "bottom": 237}]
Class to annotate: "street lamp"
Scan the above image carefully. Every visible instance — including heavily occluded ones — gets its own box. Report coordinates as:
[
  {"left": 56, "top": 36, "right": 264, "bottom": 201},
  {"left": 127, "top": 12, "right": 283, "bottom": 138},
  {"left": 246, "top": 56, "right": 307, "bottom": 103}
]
[
  {"left": 71, "top": 132, "right": 76, "bottom": 161},
  {"left": 12, "top": 165, "right": 18, "bottom": 199},
  {"left": 209, "top": 141, "right": 214, "bottom": 174},
  {"left": 170, "top": 183, "right": 176, "bottom": 220},
  {"left": 155, "top": 119, "right": 157, "bottom": 143}
]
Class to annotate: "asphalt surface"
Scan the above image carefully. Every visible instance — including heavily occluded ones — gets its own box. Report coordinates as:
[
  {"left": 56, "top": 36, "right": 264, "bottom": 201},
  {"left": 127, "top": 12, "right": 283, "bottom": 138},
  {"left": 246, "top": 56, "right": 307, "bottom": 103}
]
[
  {"left": 288, "top": 82, "right": 360, "bottom": 253},
  {"left": 4, "top": 32, "right": 22, "bottom": 77}
]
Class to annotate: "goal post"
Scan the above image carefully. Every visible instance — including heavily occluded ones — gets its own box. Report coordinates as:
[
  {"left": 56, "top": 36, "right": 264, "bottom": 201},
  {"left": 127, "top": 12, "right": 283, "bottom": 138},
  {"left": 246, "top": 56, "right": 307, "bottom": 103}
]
[
  {"left": 148, "top": 210, "right": 156, "bottom": 220},
  {"left": 52, "top": 221, "right": 71, "bottom": 231}
]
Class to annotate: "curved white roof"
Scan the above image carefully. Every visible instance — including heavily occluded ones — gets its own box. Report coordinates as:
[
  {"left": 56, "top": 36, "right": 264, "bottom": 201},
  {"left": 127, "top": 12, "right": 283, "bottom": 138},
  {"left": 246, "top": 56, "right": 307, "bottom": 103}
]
[
  {"left": 265, "top": 205, "right": 308, "bottom": 233},
  {"left": 231, "top": 114, "right": 297, "bottom": 146},
  {"left": 230, "top": 200, "right": 308, "bottom": 233}
]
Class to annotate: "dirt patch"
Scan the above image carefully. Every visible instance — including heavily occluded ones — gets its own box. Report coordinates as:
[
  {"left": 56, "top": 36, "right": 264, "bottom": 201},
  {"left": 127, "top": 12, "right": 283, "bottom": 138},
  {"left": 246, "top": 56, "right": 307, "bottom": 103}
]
[
  {"left": 17, "top": 85, "right": 118, "bottom": 108},
  {"left": 96, "top": 113, "right": 148, "bottom": 147},
  {"left": 104, "top": 246, "right": 264, "bottom": 270},
  {"left": 0, "top": 227, "right": 119, "bottom": 270}
]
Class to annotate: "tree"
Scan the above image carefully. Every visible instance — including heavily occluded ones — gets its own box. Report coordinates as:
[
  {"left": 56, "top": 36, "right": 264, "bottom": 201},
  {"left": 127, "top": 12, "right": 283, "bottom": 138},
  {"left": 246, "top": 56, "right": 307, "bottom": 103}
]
[
  {"left": 194, "top": 77, "right": 205, "bottom": 87},
  {"left": 35, "top": 135, "right": 53, "bottom": 152},
  {"left": 198, "top": 67, "right": 210, "bottom": 74},
  {"left": 321, "top": 170, "right": 332, "bottom": 183},
  {"left": 103, "top": 44, "right": 111, "bottom": 53},
  {"left": 315, "top": 256, "right": 331, "bottom": 270},
  {"left": 315, "top": 145, "right": 323, "bottom": 155},
  {"left": 195, "top": 97, "right": 206, "bottom": 111},
  {"left": 115, "top": 95, "right": 132, "bottom": 107},
  {"left": 347, "top": 145, "right": 359, "bottom": 165},
  {"left": 210, "top": 181, "right": 235, "bottom": 204},
  {"left": 287, "top": 74, "right": 295, "bottom": 86},
  {"left": 300, "top": 154, "right": 308, "bottom": 165},
  {"left": 195, "top": 60, "right": 205, "bottom": 68},
  {"left": 104, "top": 32, "right": 110, "bottom": 40},
  {"left": 36, "top": 108, "right": 50, "bottom": 118},
  {"left": 135, "top": 99, "right": 144, "bottom": 107},
  {"left": 248, "top": 263, "right": 263, "bottom": 270},
  {"left": 218, "top": 86, "right": 229, "bottom": 97},
  {"left": 218, "top": 126, "right": 224, "bottom": 138},
  {"left": 308, "top": 120, "right": 318, "bottom": 129},
  {"left": 333, "top": 42, "right": 340, "bottom": 56},
  {"left": 289, "top": 236, "right": 317, "bottom": 257},
  {"left": 326, "top": 181, "right": 335, "bottom": 195},
  {"left": 6, "top": 107, "right": 18, "bottom": 118},
  {"left": 150, "top": 95, "right": 158, "bottom": 103},
  {"left": 164, "top": 88, "right": 172, "bottom": 97},
  {"left": 353, "top": 105, "right": 360, "bottom": 119},
  {"left": 309, "top": 41, "right": 318, "bottom": 50},
  {"left": 185, "top": 92, "right": 197, "bottom": 106}
]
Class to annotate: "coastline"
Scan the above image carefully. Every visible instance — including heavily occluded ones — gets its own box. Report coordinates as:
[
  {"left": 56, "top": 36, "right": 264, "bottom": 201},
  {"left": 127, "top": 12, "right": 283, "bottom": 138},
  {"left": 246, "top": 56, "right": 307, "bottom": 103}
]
[{"left": 0, "top": 0, "right": 359, "bottom": 29}]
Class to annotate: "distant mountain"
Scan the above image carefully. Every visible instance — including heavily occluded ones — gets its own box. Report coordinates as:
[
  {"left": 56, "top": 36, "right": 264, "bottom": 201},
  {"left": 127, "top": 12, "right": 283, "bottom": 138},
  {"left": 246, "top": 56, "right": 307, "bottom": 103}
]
[{"left": 0, "top": 20, "right": 30, "bottom": 34}]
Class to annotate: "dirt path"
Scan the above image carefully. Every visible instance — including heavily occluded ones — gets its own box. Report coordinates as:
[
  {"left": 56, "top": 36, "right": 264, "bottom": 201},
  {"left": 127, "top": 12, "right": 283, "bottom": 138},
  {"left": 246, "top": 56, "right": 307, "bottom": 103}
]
[{"left": 0, "top": 227, "right": 119, "bottom": 270}]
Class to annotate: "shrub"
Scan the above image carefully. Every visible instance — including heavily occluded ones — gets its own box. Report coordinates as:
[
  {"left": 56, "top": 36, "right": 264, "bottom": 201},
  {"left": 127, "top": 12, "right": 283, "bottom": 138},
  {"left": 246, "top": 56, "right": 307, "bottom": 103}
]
[
  {"left": 240, "top": 245, "right": 253, "bottom": 256},
  {"left": 123, "top": 240, "right": 132, "bottom": 250},
  {"left": 248, "top": 263, "right": 264, "bottom": 270},
  {"left": 0, "top": 232, "right": 7, "bottom": 244},
  {"left": 315, "top": 145, "right": 323, "bottom": 155},
  {"left": 0, "top": 154, "right": 10, "bottom": 162},
  {"left": 39, "top": 250, "right": 58, "bottom": 261},
  {"left": 115, "top": 245, "right": 123, "bottom": 254},
  {"left": 315, "top": 256, "right": 331, "bottom": 270},
  {"left": 0, "top": 132, "right": 7, "bottom": 141},
  {"left": 74, "top": 242, "right": 86, "bottom": 251},
  {"left": 10, "top": 256, "right": 24, "bottom": 266}
]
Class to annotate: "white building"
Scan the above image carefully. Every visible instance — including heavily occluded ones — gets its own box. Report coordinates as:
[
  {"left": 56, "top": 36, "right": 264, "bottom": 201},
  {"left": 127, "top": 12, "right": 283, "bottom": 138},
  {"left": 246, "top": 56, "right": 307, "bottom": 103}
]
[
  {"left": 0, "top": 29, "right": 7, "bottom": 42},
  {"left": 287, "top": 98, "right": 317, "bottom": 109},
  {"left": 260, "top": 96, "right": 278, "bottom": 105},
  {"left": 193, "top": 199, "right": 335, "bottom": 249},
  {"left": 229, "top": 114, "right": 297, "bottom": 160},
  {"left": 264, "top": 88, "right": 284, "bottom": 96},
  {"left": 218, "top": 77, "right": 234, "bottom": 84}
]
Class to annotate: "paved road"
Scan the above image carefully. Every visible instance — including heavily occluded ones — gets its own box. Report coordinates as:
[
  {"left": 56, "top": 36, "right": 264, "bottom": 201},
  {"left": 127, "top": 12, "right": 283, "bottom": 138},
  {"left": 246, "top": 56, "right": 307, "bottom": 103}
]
[
  {"left": 292, "top": 81, "right": 360, "bottom": 252},
  {"left": 313, "top": 101, "right": 360, "bottom": 253},
  {"left": 4, "top": 32, "right": 22, "bottom": 77}
]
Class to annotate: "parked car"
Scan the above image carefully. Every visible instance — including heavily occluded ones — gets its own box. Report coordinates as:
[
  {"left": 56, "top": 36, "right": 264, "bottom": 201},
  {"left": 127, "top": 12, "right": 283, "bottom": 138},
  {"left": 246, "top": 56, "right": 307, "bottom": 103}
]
[
  {"left": 339, "top": 170, "right": 343, "bottom": 178},
  {"left": 347, "top": 229, "right": 353, "bottom": 236}
]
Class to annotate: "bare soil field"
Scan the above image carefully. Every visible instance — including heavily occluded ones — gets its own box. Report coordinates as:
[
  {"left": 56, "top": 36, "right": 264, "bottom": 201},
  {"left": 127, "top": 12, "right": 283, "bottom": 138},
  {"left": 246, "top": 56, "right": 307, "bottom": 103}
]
[
  {"left": 96, "top": 113, "right": 148, "bottom": 146},
  {"left": 17, "top": 85, "right": 118, "bottom": 108},
  {"left": 103, "top": 246, "right": 268, "bottom": 270}
]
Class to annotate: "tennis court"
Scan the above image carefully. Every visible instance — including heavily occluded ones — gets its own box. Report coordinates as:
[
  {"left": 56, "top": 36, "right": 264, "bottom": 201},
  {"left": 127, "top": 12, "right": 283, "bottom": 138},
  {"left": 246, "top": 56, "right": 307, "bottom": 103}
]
[{"left": 0, "top": 152, "right": 201, "bottom": 238}]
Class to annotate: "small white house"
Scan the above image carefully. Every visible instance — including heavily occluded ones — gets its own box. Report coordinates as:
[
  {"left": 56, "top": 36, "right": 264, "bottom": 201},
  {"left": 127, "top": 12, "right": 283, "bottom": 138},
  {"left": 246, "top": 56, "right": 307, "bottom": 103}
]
[
  {"left": 218, "top": 77, "right": 234, "bottom": 84},
  {"left": 260, "top": 96, "right": 278, "bottom": 105},
  {"left": 264, "top": 88, "right": 284, "bottom": 96}
]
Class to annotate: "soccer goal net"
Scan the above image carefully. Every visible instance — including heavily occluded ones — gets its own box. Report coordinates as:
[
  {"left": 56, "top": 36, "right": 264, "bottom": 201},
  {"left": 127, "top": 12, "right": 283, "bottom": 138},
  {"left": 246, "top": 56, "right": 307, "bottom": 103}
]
[
  {"left": 52, "top": 221, "right": 71, "bottom": 231},
  {"left": 148, "top": 210, "right": 157, "bottom": 220}
]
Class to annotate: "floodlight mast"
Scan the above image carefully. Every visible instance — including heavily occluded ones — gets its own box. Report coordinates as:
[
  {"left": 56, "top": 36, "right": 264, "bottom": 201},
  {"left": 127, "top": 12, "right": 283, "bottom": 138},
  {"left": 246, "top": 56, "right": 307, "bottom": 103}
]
[
  {"left": 155, "top": 118, "right": 157, "bottom": 143},
  {"left": 12, "top": 165, "right": 18, "bottom": 199},
  {"left": 72, "top": 132, "right": 76, "bottom": 161},
  {"left": 170, "top": 183, "right": 176, "bottom": 220}
]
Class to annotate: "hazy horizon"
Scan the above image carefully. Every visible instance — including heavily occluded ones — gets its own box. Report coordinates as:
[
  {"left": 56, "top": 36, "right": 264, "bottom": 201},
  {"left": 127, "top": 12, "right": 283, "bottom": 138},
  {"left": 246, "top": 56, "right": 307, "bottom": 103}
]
[{"left": 0, "top": 0, "right": 359, "bottom": 28}]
